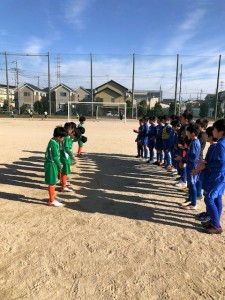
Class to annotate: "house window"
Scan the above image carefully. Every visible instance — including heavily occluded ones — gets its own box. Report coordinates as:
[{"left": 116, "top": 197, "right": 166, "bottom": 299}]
[
  {"left": 24, "top": 92, "right": 30, "bottom": 96},
  {"left": 60, "top": 92, "right": 67, "bottom": 97},
  {"left": 36, "top": 92, "right": 38, "bottom": 96},
  {"left": 111, "top": 98, "right": 115, "bottom": 103}
]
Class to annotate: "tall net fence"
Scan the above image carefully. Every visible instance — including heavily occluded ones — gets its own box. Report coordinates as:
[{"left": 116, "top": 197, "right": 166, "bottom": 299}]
[{"left": 0, "top": 52, "right": 225, "bottom": 118}]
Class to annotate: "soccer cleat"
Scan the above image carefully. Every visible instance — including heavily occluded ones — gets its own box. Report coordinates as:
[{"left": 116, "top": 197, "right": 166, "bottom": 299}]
[
  {"left": 48, "top": 200, "right": 65, "bottom": 207},
  {"left": 180, "top": 200, "right": 192, "bottom": 207},
  {"left": 167, "top": 166, "right": 174, "bottom": 171},
  {"left": 207, "top": 226, "right": 223, "bottom": 234},
  {"left": 175, "top": 181, "right": 187, "bottom": 188},
  {"left": 61, "top": 187, "right": 73, "bottom": 192},
  {"left": 182, "top": 205, "right": 197, "bottom": 210},
  {"left": 54, "top": 195, "right": 65, "bottom": 202},
  {"left": 181, "top": 187, "right": 189, "bottom": 193}
]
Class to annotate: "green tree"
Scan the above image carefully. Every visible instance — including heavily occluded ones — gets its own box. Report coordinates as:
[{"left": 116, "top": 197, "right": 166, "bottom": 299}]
[
  {"left": 186, "top": 103, "right": 193, "bottom": 113},
  {"left": 3, "top": 100, "right": 8, "bottom": 110},
  {"left": 153, "top": 102, "right": 163, "bottom": 117},
  {"left": 169, "top": 102, "right": 180, "bottom": 115},
  {"left": 137, "top": 100, "right": 147, "bottom": 117},
  {"left": 126, "top": 99, "right": 132, "bottom": 118},
  {"left": 199, "top": 102, "right": 209, "bottom": 118},
  {"left": 20, "top": 104, "right": 28, "bottom": 114},
  {"left": 34, "top": 101, "right": 43, "bottom": 114},
  {"left": 216, "top": 103, "right": 223, "bottom": 118}
]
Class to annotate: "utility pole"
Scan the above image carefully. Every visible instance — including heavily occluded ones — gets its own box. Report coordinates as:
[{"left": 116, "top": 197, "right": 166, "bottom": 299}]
[
  {"left": 13, "top": 60, "right": 20, "bottom": 113},
  {"left": 90, "top": 53, "right": 93, "bottom": 117},
  {"left": 200, "top": 89, "right": 203, "bottom": 100},
  {"left": 174, "top": 54, "right": 179, "bottom": 115},
  {"left": 215, "top": 54, "right": 221, "bottom": 120},
  {"left": 132, "top": 53, "right": 135, "bottom": 118},
  {"left": 159, "top": 85, "right": 162, "bottom": 102},
  {"left": 48, "top": 52, "right": 51, "bottom": 115},
  {"left": 178, "top": 64, "right": 182, "bottom": 115},
  {"left": 5, "top": 52, "right": 10, "bottom": 111}
]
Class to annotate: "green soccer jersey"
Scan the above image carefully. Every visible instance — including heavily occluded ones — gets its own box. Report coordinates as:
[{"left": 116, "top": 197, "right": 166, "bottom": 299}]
[
  {"left": 60, "top": 135, "right": 73, "bottom": 175},
  {"left": 44, "top": 139, "right": 61, "bottom": 185},
  {"left": 78, "top": 123, "right": 85, "bottom": 147}
]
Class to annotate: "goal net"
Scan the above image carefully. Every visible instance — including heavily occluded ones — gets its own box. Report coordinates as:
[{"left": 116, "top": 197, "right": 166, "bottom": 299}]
[{"left": 68, "top": 101, "right": 127, "bottom": 122}]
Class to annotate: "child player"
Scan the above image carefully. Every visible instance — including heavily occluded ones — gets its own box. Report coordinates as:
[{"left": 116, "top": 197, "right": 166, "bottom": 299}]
[
  {"left": 77, "top": 116, "right": 86, "bottom": 156},
  {"left": 174, "top": 112, "right": 193, "bottom": 188},
  {"left": 133, "top": 118, "right": 144, "bottom": 158},
  {"left": 193, "top": 126, "right": 217, "bottom": 223},
  {"left": 141, "top": 117, "right": 149, "bottom": 160},
  {"left": 167, "top": 119, "right": 181, "bottom": 174},
  {"left": 195, "top": 119, "right": 225, "bottom": 234},
  {"left": 153, "top": 116, "right": 164, "bottom": 165},
  {"left": 176, "top": 124, "right": 201, "bottom": 210},
  {"left": 44, "top": 126, "right": 66, "bottom": 207},
  {"left": 60, "top": 123, "right": 75, "bottom": 192},
  {"left": 161, "top": 115, "right": 172, "bottom": 169},
  {"left": 146, "top": 116, "right": 157, "bottom": 164},
  {"left": 195, "top": 118, "right": 208, "bottom": 199}
]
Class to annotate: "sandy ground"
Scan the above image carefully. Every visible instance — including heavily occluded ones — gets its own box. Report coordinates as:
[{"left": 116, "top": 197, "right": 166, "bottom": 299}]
[{"left": 0, "top": 117, "right": 225, "bottom": 300}]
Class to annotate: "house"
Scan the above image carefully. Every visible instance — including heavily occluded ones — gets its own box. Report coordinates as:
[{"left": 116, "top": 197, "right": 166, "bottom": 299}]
[
  {"left": 50, "top": 83, "right": 76, "bottom": 112},
  {"left": 17, "top": 83, "right": 47, "bottom": 110},
  {"left": 0, "top": 84, "right": 15, "bottom": 108},
  {"left": 133, "top": 90, "right": 162, "bottom": 105},
  {"left": 94, "top": 80, "right": 128, "bottom": 103},
  {"left": 74, "top": 86, "right": 91, "bottom": 102}
]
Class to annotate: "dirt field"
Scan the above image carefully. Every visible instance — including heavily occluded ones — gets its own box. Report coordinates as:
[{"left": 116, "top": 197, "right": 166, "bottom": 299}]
[{"left": 0, "top": 117, "right": 225, "bottom": 300}]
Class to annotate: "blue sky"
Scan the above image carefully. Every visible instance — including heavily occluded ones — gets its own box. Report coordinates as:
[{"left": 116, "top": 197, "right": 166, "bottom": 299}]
[{"left": 1, "top": 0, "right": 225, "bottom": 99}]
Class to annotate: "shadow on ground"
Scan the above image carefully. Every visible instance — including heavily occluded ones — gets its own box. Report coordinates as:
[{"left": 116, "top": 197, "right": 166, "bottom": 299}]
[{"left": 66, "top": 153, "right": 202, "bottom": 231}]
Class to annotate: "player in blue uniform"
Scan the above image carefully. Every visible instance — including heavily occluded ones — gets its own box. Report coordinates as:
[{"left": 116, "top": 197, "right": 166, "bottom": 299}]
[
  {"left": 153, "top": 116, "right": 164, "bottom": 165},
  {"left": 141, "top": 117, "right": 149, "bottom": 159},
  {"left": 146, "top": 116, "right": 157, "bottom": 164},
  {"left": 161, "top": 115, "right": 172, "bottom": 169},
  {"left": 175, "top": 124, "right": 201, "bottom": 210},
  {"left": 193, "top": 126, "right": 218, "bottom": 223},
  {"left": 133, "top": 118, "right": 144, "bottom": 158},
  {"left": 196, "top": 119, "right": 225, "bottom": 234}
]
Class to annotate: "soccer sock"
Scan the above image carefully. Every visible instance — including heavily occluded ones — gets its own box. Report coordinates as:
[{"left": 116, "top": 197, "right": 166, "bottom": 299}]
[
  {"left": 61, "top": 174, "right": 67, "bottom": 189},
  {"left": 48, "top": 185, "right": 55, "bottom": 203},
  {"left": 157, "top": 152, "right": 160, "bottom": 161},
  {"left": 78, "top": 146, "right": 83, "bottom": 155}
]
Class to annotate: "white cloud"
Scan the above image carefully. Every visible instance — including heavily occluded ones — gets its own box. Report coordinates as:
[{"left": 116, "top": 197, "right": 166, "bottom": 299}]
[
  {"left": 180, "top": 8, "right": 205, "bottom": 31},
  {"left": 64, "top": 0, "right": 92, "bottom": 29},
  {"left": 24, "top": 37, "right": 45, "bottom": 54}
]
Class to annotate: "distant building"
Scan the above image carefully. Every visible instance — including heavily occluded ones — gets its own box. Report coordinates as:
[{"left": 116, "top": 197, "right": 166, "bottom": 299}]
[
  {"left": 0, "top": 84, "right": 15, "bottom": 108},
  {"left": 50, "top": 83, "right": 76, "bottom": 113},
  {"left": 74, "top": 86, "right": 91, "bottom": 102},
  {"left": 133, "top": 90, "right": 162, "bottom": 105},
  {"left": 94, "top": 80, "right": 128, "bottom": 103},
  {"left": 17, "top": 83, "right": 46, "bottom": 110}
]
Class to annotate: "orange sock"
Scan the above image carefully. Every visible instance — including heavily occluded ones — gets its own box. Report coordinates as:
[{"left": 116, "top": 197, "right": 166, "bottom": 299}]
[
  {"left": 61, "top": 174, "right": 67, "bottom": 189},
  {"left": 78, "top": 146, "right": 82, "bottom": 155},
  {"left": 48, "top": 185, "right": 55, "bottom": 204}
]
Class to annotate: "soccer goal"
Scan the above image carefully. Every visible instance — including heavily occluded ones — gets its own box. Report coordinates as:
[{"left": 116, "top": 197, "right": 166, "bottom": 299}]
[{"left": 68, "top": 101, "right": 127, "bottom": 122}]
